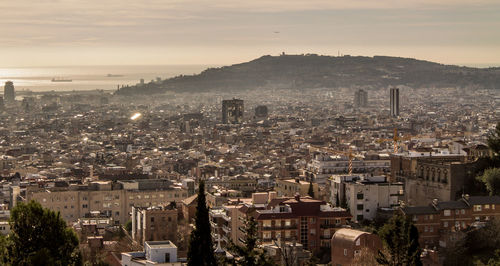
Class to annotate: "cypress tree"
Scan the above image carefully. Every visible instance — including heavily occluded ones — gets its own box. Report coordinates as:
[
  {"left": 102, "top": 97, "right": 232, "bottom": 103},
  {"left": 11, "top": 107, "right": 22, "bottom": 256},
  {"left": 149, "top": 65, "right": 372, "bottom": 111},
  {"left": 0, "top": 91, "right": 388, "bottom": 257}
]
[
  {"left": 307, "top": 180, "right": 315, "bottom": 198},
  {"left": 376, "top": 213, "right": 422, "bottom": 266},
  {"left": 187, "top": 180, "right": 217, "bottom": 266}
]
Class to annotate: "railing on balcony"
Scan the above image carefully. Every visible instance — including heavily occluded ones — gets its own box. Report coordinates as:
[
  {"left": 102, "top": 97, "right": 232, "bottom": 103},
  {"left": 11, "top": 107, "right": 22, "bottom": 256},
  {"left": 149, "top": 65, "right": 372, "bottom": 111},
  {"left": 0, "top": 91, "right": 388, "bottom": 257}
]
[
  {"left": 261, "top": 225, "right": 298, "bottom": 230},
  {"left": 320, "top": 223, "right": 340, "bottom": 229}
]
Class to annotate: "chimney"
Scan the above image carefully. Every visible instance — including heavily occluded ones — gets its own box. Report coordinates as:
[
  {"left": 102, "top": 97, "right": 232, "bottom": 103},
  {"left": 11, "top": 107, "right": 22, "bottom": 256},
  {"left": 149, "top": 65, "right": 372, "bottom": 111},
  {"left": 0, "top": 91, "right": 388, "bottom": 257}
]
[{"left": 462, "top": 194, "right": 470, "bottom": 202}]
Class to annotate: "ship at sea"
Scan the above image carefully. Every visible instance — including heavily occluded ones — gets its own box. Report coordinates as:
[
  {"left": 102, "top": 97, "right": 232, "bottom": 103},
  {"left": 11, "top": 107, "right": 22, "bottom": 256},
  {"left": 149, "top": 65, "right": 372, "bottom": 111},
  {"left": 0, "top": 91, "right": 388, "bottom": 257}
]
[
  {"left": 51, "top": 77, "right": 72, "bottom": 82},
  {"left": 106, "top": 74, "right": 124, "bottom": 77}
]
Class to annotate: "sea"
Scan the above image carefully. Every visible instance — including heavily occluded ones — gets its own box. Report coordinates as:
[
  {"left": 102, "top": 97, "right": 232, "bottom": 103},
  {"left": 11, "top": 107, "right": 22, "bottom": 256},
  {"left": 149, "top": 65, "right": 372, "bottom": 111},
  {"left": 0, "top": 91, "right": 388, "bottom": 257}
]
[{"left": 0, "top": 65, "right": 213, "bottom": 92}]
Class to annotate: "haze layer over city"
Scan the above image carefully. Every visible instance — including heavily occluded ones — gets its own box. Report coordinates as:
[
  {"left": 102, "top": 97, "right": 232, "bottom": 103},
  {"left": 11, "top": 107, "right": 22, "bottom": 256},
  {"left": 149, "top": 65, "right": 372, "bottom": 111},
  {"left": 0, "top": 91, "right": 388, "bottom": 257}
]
[{"left": 0, "top": 1, "right": 499, "bottom": 266}]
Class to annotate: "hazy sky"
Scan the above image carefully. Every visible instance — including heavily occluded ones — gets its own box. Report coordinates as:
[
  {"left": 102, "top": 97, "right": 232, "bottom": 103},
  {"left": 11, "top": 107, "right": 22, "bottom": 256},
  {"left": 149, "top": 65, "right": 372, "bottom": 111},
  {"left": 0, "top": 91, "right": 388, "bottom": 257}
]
[{"left": 1, "top": 0, "right": 499, "bottom": 67}]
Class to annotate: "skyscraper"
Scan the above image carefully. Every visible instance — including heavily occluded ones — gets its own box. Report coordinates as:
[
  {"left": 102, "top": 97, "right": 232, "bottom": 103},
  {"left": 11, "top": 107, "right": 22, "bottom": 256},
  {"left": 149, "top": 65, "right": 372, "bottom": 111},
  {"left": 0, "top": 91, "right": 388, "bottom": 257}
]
[
  {"left": 354, "top": 89, "right": 368, "bottom": 108},
  {"left": 222, "top": 98, "right": 244, "bottom": 124},
  {"left": 390, "top": 88, "right": 399, "bottom": 117},
  {"left": 4, "top": 81, "right": 15, "bottom": 104}
]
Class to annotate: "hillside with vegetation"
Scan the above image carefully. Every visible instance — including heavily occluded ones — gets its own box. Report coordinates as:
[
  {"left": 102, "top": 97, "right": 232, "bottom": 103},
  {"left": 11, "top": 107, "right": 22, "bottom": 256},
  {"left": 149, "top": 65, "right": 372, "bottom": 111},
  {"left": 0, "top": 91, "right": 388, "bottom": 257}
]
[{"left": 116, "top": 54, "right": 500, "bottom": 95}]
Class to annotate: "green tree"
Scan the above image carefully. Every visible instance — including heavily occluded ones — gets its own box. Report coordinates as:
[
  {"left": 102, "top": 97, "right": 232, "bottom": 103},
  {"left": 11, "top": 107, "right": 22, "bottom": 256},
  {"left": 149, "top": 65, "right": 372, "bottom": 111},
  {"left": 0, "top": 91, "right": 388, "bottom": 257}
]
[
  {"left": 476, "top": 168, "right": 500, "bottom": 196},
  {"left": 307, "top": 180, "right": 314, "bottom": 198},
  {"left": 187, "top": 180, "right": 217, "bottom": 266},
  {"left": 6, "top": 200, "right": 81, "bottom": 265},
  {"left": 227, "top": 217, "right": 275, "bottom": 266},
  {"left": 125, "top": 220, "right": 132, "bottom": 234},
  {"left": 488, "top": 122, "right": 500, "bottom": 161},
  {"left": 376, "top": 214, "right": 422, "bottom": 266}
]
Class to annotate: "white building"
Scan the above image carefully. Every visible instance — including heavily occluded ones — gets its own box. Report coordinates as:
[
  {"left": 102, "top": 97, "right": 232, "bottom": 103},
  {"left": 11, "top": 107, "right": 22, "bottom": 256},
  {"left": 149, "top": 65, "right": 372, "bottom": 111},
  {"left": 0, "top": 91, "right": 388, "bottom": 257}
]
[
  {"left": 121, "top": 241, "right": 181, "bottom": 266},
  {"left": 330, "top": 174, "right": 403, "bottom": 221},
  {"left": 306, "top": 153, "right": 390, "bottom": 185}
]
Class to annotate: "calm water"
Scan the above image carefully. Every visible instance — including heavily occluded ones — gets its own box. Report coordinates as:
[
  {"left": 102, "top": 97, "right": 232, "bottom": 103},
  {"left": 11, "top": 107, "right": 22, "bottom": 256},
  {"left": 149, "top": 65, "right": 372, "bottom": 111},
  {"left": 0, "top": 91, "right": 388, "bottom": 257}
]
[{"left": 0, "top": 65, "right": 213, "bottom": 92}]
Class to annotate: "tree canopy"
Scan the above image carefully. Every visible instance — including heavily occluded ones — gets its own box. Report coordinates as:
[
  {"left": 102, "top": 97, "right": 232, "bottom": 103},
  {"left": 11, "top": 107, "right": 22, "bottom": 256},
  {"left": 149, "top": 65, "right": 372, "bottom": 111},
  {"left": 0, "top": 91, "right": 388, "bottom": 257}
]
[
  {"left": 476, "top": 168, "right": 500, "bottom": 196},
  {"left": 376, "top": 214, "right": 422, "bottom": 266},
  {"left": 187, "top": 180, "right": 217, "bottom": 266},
  {"left": 227, "top": 217, "right": 275, "bottom": 266},
  {"left": 2, "top": 200, "right": 81, "bottom": 265}
]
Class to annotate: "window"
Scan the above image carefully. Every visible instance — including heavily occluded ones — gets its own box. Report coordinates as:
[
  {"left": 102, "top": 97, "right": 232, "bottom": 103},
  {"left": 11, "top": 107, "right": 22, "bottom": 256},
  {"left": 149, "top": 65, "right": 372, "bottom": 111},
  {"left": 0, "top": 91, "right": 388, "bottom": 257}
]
[
  {"left": 82, "top": 204, "right": 88, "bottom": 208},
  {"left": 285, "top": 219, "right": 291, "bottom": 226},
  {"left": 310, "top": 218, "right": 316, "bottom": 223},
  {"left": 474, "top": 205, "right": 482, "bottom": 212},
  {"left": 310, "top": 229, "right": 316, "bottom": 235},
  {"left": 344, "top": 249, "right": 347, "bottom": 256},
  {"left": 493, "top": 205, "right": 496, "bottom": 210},
  {"left": 424, "top": 226, "right": 428, "bottom": 232},
  {"left": 443, "top": 221, "right": 448, "bottom": 227},
  {"left": 357, "top": 193, "right": 364, "bottom": 200},
  {"left": 129, "top": 196, "right": 134, "bottom": 200},
  {"left": 444, "top": 210, "right": 451, "bottom": 216},
  {"left": 335, "top": 219, "right": 341, "bottom": 225},
  {"left": 356, "top": 238, "right": 360, "bottom": 246},
  {"left": 455, "top": 209, "right": 459, "bottom": 215},
  {"left": 461, "top": 209, "right": 465, "bottom": 214},
  {"left": 429, "top": 214, "right": 433, "bottom": 220},
  {"left": 151, "top": 217, "right": 155, "bottom": 222},
  {"left": 485, "top": 204, "right": 490, "bottom": 209},
  {"left": 429, "top": 226, "right": 434, "bottom": 232},
  {"left": 357, "top": 204, "right": 363, "bottom": 210}
]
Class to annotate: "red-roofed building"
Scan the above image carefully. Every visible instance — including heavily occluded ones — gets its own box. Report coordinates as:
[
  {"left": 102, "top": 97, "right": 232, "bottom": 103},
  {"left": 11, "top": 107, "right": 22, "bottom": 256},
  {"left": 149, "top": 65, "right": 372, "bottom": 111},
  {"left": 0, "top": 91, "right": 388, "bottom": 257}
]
[{"left": 240, "top": 195, "right": 352, "bottom": 252}]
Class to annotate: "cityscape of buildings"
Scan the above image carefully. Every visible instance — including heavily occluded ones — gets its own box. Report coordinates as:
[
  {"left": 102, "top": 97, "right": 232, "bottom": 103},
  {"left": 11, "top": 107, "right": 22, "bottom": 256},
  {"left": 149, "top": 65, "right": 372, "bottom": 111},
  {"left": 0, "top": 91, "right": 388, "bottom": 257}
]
[{"left": 0, "top": 76, "right": 499, "bottom": 266}]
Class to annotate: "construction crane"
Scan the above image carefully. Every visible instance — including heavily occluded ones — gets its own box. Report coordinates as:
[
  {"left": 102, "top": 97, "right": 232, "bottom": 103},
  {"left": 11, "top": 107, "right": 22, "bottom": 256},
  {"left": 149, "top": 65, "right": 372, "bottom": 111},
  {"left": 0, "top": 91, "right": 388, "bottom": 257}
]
[
  {"left": 376, "top": 128, "right": 412, "bottom": 153},
  {"left": 309, "top": 146, "right": 361, "bottom": 175}
]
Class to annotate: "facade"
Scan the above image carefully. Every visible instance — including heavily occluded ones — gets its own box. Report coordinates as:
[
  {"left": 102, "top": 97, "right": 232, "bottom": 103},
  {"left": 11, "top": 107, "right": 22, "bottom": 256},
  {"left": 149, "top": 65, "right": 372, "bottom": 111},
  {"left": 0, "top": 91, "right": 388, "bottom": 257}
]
[
  {"left": 250, "top": 195, "right": 352, "bottom": 252},
  {"left": 354, "top": 89, "right": 368, "bottom": 108},
  {"left": 306, "top": 153, "right": 390, "bottom": 185},
  {"left": 3, "top": 81, "right": 15, "bottom": 104},
  {"left": 27, "top": 180, "right": 188, "bottom": 224},
  {"left": 401, "top": 195, "right": 500, "bottom": 249},
  {"left": 222, "top": 98, "right": 244, "bottom": 124},
  {"left": 275, "top": 179, "right": 319, "bottom": 198},
  {"left": 331, "top": 174, "right": 403, "bottom": 221},
  {"left": 390, "top": 87, "right": 399, "bottom": 117},
  {"left": 131, "top": 205, "right": 178, "bottom": 245},
  {"left": 390, "top": 150, "right": 486, "bottom": 204},
  {"left": 330, "top": 228, "right": 382, "bottom": 266}
]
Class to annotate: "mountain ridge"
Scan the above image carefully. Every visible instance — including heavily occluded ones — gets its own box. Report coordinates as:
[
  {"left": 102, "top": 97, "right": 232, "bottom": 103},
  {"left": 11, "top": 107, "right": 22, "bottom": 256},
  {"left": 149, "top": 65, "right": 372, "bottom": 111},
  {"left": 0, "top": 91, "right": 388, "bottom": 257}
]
[{"left": 116, "top": 54, "right": 500, "bottom": 95}]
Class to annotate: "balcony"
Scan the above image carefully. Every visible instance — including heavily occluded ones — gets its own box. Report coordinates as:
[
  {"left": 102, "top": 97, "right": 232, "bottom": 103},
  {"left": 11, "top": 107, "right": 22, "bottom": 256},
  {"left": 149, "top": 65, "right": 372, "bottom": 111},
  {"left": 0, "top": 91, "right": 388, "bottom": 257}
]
[
  {"left": 222, "top": 213, "right": 231, "bottom": 222},
  {"left": 320, "top": 224, "right": 339, "bottom": 229},
  {"left": 261, "top": 225, "right": 298, "bottom": 231}
]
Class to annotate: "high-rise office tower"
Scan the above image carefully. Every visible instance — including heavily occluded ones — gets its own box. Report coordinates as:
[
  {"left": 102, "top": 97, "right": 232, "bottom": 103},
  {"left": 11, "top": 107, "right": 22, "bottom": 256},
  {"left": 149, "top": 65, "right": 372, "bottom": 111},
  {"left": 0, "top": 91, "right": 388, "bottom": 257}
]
[
  {"left": 4, "top": 81, "right": 15, "bottom": 104},
  {"left": 390, "top": 88, "right": 399, "bottom": 117},
  {"left": 354, "top": 89, "right": 368, "bottom": 108},
  {"left": 222, "top": 98, "right": 244, "bottom": 124}
]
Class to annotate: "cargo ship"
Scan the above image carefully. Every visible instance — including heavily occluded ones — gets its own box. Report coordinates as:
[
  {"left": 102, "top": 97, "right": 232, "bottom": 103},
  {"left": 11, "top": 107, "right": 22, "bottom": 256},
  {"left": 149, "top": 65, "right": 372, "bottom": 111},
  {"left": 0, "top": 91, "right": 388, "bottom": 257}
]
[{"left": 51, "top": 77, "right": 72, "bottom": 82}]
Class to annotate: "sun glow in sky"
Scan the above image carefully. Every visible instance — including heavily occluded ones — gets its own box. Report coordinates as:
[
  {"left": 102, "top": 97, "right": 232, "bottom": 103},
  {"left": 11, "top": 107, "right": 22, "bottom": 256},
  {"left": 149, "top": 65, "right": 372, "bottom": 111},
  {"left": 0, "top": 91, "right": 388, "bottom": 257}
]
[{"left": 1, "top": 0, "right": 499, "bottom": 67}]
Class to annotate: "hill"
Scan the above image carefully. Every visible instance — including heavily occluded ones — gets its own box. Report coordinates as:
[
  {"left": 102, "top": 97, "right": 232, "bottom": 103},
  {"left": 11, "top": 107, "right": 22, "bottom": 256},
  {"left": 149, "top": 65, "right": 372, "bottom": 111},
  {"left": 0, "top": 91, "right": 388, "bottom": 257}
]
[{"left": 116, "top": 54, "right": 500, "bottom": 95}]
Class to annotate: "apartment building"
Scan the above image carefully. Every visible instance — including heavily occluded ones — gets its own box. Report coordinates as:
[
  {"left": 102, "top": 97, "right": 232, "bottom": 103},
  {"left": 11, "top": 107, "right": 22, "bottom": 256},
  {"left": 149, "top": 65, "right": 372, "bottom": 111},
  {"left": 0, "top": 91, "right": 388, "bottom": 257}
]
[
  {"left": 331, "top": 174, "right": 403, "bottom": 221},
  {"left": 401, "top": 195, "right": 500, "bottom": 249},
  {"left": 27, "top": 179, "right": 188, "bottom": 224},
  {"left": 248, "top": 195, "right": 351, "bottom": 252},
  {"left": 131, "top": 205, "right": 178, "bottom": 245},
  {"left": 306, "top": 153, "right": 390, "bottom": 185}
]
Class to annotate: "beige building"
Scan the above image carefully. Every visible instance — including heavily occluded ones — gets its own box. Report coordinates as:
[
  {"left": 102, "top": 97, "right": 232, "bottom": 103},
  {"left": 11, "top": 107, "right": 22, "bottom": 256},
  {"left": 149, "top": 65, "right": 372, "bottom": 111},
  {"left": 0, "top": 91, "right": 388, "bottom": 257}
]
[
  {"left": 131, "top": 205, "right": 178, "bottom": 245},
  {"left": 275, "top": 179, "right": 319, "bottom": 198},
  {"left": 27, "top": 180, "right": 188, "bottom": 224}
]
